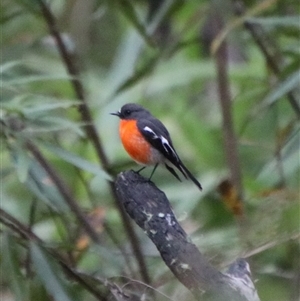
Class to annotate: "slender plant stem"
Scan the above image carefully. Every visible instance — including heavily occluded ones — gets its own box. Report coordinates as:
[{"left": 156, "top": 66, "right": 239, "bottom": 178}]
[
  {"left": 26, "top": 140, "right": 101, "bottom": 243},
  {"left": 0, "top": 208, "right": 106, "bottom": 301},
  {"left": 37, "top": 0, "right": 151, "bottom": 284},
  {"left": 37, "top": 0, "right": 109, "bottom": 168},
  {"left": 212, "top": 10, "right": 244, "bottom": 200},
  {"left": 211, "top": 8, "right": 252, "bottom": 250},
  {"left": 233, "top": 0, "right": 300, "bottom": 119}
]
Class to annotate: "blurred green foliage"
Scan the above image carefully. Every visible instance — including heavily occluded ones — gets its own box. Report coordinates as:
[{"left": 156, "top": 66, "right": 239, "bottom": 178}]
[{"left": 1, "top": 0, "right": 299, "bottom": 300}]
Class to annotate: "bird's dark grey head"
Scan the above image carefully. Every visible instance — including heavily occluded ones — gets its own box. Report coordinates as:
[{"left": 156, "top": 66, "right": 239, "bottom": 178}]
[
  {"left": 227, "top": 258, "right": 252, "bottom": 279},
  {"left": 111, "top": 103, "right": 150, "bottom": 120}
]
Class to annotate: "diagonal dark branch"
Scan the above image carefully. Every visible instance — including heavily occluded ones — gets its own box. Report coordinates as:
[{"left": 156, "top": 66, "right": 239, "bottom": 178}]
[
  {"left": 37, "top": 0, "right": 109, "bottom": 169},
  {"left": 1, "top": 207, "right": 146, "bottom": 301},
  {"left": 37, "top": 0, "right": 150, "bottom": 284},
  {"left": 0, "top": 208, "right": 111, "bottom": 301},
  {"left": 233, "top": 0, "right": 300, "bottom": 119},
  {"left": 115, "top": 171, "right": 261, "bottom": 301},
  {"left": 26, "top": 140, "right": 101, "bottom": 243}
]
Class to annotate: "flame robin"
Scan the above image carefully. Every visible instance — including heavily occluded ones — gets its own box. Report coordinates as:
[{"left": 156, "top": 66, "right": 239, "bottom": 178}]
[{"left": 111, "top": 103, "right": 202, "bottom": 190}]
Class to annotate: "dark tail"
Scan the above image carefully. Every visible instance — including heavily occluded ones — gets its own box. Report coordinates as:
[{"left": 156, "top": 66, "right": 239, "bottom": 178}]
[
  {"left": 165, "top": 164, "right": 181, "bottom": 182},
  {"left": 177, "top": 162, "right": 202, "bottom": 191},
  {"left": 165, "top": 162, "right": 202, "bottom": 191}
]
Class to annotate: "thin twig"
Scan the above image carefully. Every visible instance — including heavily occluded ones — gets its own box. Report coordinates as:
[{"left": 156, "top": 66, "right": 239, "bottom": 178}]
[
  {"left": 233, "top": 0, "right": 300, "bottom": 119},
  {"left": 103, "top": 222, "right": 136, "bottom": 277},
  {"left": 212, "top": 10, "right": 244, "bottom": 200},
  {"left": 211, "top": 8, "right": 252, "bottom": 250},
  {"left": 37, "top": 0, "right": 151, "bottom": 283},
  {"left": 26, "top": 140, "right": 101, "bottom": 243},
  {"left": 37, "top": 0, "right": 109, "bottom": 168},
  {"left": 0, "top": 208, "right": 107, "bottom": 301},
  {"left": 109, "top": 184, "right": 152, "bottom": 284}
]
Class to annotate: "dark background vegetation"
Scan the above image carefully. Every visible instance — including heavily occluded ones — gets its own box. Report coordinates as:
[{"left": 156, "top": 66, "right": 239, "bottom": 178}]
[{"left": 1, "top": 0, "right": 299, "bottom": 300}]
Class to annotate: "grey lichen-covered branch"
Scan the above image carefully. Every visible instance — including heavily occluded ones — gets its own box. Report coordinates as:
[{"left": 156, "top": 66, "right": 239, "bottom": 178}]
[{"left": 115, "top": 170, "right": 260, "bottom": 301}]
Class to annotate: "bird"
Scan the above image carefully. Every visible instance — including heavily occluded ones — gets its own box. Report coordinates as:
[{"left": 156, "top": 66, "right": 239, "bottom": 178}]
[
  {"left": 225, "top": 258, "right": 260, "bottom": 301},
  {"left": 111, "top": 103, "right": 202, "bottom": 190}
]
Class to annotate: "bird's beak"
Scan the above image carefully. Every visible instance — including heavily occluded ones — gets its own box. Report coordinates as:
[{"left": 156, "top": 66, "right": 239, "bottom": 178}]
[{"left": 110, "top": 111, "right": 120, "bottom": 117}]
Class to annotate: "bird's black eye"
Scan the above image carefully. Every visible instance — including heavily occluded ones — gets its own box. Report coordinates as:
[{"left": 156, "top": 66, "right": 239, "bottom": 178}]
[{"left": 124, "top": 109, "right": 131, "bottom": 116}]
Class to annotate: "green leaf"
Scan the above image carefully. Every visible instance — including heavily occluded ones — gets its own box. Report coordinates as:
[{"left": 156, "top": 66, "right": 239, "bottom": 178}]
[
  {"left": 0, "top": 61, "right": 22, "bottom": 74},
  {"left": 261, "top": 70, "right": 300, "bottom": 107},
  {"left": 117, "top": 0, "right": 155, "bottom": 48},
  {"left": 22, "top": 100, "right": 81, "bottom": 117},
  {"left": 146, "top": 0, "right": 180, "bottom": 35},
  {"left": 30, "top": 242, "right": 74, "bottom": 301},
  {"left": 13, "top": 141, "right": 31, "bottom": 183},
  {"left": 258, "top": 125, "right": 300, "bottom": 185},
  {"left": 27, "top": 116, "right": 85, "bottom": 136},
  {"left": 106, "top": 30, "right": 144, "bottom": 96},
  {"left": 3, "top": 233, "right": 27, "bottom": 301},
  {"left": 25, "top": 158, "right": 69, "bottom": 212},
  {"left": 247, "top": 16, "right": 300, "bottom": 28},
  {"left": 115, "top": 55, "right": 158, "bottom": 94},
  {"left": 10, "top": 142, "right": 69, "bottom": 212},
  {"left": 6, "top": 75, "right": 73, "bottom": 85},
  {"left": 0, "top": 9, "right": 23, "bottom": 24},
  {"left": 12, "top": 0, "right": 40, "bottom": 15},
  {"left": 42, "top": 143, "right": 112, "bottom": 181}
]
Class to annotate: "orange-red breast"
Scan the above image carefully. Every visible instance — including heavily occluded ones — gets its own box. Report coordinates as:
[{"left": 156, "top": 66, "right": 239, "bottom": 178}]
[{"left": 111, "top": 103, "right": 202, "bottom": 190}]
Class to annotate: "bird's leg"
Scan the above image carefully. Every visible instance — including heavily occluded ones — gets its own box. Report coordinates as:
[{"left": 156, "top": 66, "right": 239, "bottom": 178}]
[
  {"left": 136, "top": 166, "right": 146, "bottom": 174},
  {"left": 149, "top": 164, "right": 158, "bottom": 181}
]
